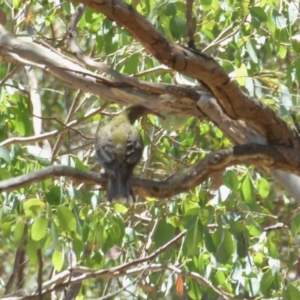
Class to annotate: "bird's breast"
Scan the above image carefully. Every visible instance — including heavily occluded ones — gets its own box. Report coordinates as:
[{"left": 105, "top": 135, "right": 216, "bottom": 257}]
[{"left": 111, "top": 125, "right": 134, "bottom": 155}]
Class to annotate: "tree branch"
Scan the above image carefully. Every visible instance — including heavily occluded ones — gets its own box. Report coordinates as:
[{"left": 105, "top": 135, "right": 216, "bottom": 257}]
[
  {"left": 10, "top": 230, "right": 187, "bottom": 299},
  {"left": 0, "top": 24, "right": 202, "bottom": 118},
  {"left": 1, "top": 144, "right": 300, "bottom": 198},
  {"left": 74, "top": 0, "right": 300, "bottom": 148},
  {"left": 5, "top": 223, "right": 28, "bottom": 295}
]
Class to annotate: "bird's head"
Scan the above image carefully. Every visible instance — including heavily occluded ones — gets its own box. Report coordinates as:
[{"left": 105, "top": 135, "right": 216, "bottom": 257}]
[{"left": 123, "top": 104, "right": 165, "bottom": 124}]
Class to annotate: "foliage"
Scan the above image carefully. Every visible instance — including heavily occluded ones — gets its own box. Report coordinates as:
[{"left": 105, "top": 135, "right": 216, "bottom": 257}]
[{"left": 1, "top": 0, "right": 300, "bottom": 299}]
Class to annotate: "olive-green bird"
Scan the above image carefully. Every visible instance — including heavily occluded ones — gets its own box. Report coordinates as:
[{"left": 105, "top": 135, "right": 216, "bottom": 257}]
[{"left": 95, "top": 104, "right": 163, "bottom": 202}]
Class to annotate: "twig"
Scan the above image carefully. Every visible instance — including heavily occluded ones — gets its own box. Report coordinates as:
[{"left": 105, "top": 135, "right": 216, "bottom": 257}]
[
  {"left": 167, "top": 265, "right": 234, "bottom": 300},
  {"left": 0, "top": 65, "right": 21, "bottom": 87},
  {"left": 101, "top": 278, "right": 112, "bottom": 298},
  {"left": 51, "top": 4, "right": 86, "bottom": 161},
  {"left": 26, "top": 230, "right": 187, "bottom": 298},
  {"left": 4, "top": 222, "right": 28, "bottom": 295},
  {"left": 264, "top": 223, "right": 289, "bottom": 232},
  {"left": 98, "top": 269, "right": 146, "bottom": 300},
  {"left": 31, "top": 113, "right": 91, "bottom": 141},
  {"left": 17, "top": 248, "right": 26, "bottom": 290},
  {"left": 65, "top": 6, "right": 201, "bottom": 102},
  {"left": 291, "top": 113, "right": 300, "bottom": 134},
  {"left": 141, "top": 218, "right": 160, "bottom": 258},
  {"left": 37, "top": 249, "right": 43, "bottom": 300},
  {"left": 51, "top": 89, "right": 83, "bottom": 159},
  {"left": 0, "top": 107, "right": 105, "bottom": 147},
  {"left": 186, "top": 0, "right": 195, "bottom": 49}
]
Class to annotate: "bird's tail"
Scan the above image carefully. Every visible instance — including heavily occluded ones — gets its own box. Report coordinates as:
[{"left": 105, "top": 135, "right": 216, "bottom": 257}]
[{"left": 107, "top": 168, "right": 135, "bottom": 203}]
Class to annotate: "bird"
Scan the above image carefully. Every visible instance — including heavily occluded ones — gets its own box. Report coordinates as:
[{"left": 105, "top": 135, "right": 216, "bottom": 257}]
[{"left": 95, "top": 104, "right": 163, "bottom": 203}]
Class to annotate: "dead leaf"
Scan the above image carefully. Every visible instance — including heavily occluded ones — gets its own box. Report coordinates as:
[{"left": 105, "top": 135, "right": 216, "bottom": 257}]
[
  {"left": 106, "top": 246, "right": 124, "bottom": 260},
  {"left": 175, "top": 274, "right": 184, "bottom": 297}
]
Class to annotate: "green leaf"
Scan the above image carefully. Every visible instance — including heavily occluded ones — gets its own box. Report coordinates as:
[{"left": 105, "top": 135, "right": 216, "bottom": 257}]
[
  {"left": 288, "top": 2, "right": 298, "bottom": 26},
  {"left": 201, "top": 0, "right": 212, "bottom": 7},
  {"left": 45, "top": 186, "right": 61, "bottom": 205},
  {"left": 236, "top": 231, "right": 249, "bottom": 258},
  {"left": 114, "top": 203, "right": 128, "bottom": 214},
  {"left": 199, "top": 209, "right": 210, "bottom": 226},
  {"left": 57, "top": 207, "right": 77, "bottom": 232},
  {"left": 272, "top": 10, "right": 287, "bottom": 29},
  {"left": 278, "top": 44, "right": 287, "bottom": 59},
  {"left": 75, "top": 157, "right": 90, "bottom": 172},
  {"left": 163, "top": 3, "right": 176, "bottom": 16},
  {"left": 52, "top": 250, "right": 64, "bottom": 271},
  {"left": 187, "top": 277, "right": 202, "bottom": 299},
  {"left": 169, "top": 16, "right": 185, "bottom": 40},
  {"left": 102, "top": 216, "right": 125, "bottom": 252},
  {"left": 267, "top": 240, "right": 279, "bottom": 259},
  {"left": 103, "top": 19, "right": 119, "bottom": 55},
  {"left": 260, "top": 269, "right": 275, "bottom": 296},
  {"left": 184, "top": 217, "right": 202, "bottom": 256},
  {"left": 51, "top": 221, "right": 59, "bottom": 249},
  {"left": 122, "top": 53, "right": 140, "bottom": 75},
  {"left": 215, "top": 270, "right": 226, "bottom": 285},
  {"left": 283, "top": 283, "right": 300, "bottom": 300},
  {"left": 201, "top": 28, "right": 215, "bottom": 40},
  {"left": 84, "top": 6, "right": 97, "bottom": 23},
  {"left": 247, "top": 220, "right": 263, "bottom": 237},
  {"left": 154, "top": 219, "right": 175, "bottom": 249},
  {"left": 254, "top": 252, "right": 264, "bottom": 266},
  {"left": 13, "top": 96, "right": 32, "bottom": 136},
  {"left": 233, "top": 63, "right": 247, "bottom": 86},
  {"left": 23, "top": 199, "right": 46, "bottom": 217},
  {"left": 0, "top": 168, "right": 11, "bottom": 180},
  {"left": 249, "top": 7, "right": 267, "bottom": 22},
  {"left": 184, "top": 207, "right": 200, "bottom": 218},
  {"left": 258, "top": 178, "right": 270, "bottom": 198},
  {"left": 242, "top": 175, "right": 257, "bottom": 209},
  {"left": 1, "top": 222, "right": 13, "bottom": 237},
  {"left": 13, "top": 0, "right": 21, "bottom": 9},
  {"left": 26, "top": 239, "right": 39, "bottom": 265},
  {"left": 246, "top": 40, "right": 258, "bottom": 63},
  {"left": 212, "top": 227, "right": 235, "bottom": 264},
  {"left": 73, "top": 237, "right": 85, "bottom": 259},
  {"left": 83, "top": 223, "right": 91, "bottom": 243},
  {"left": 31, "top": 216, "right": 48, "bottom": 241},
  {"left": 222, "top": 170, "right": 238, "bottom": 193},
  {"left": 14, "top": 220, "right": 25, "bottom": 246},
  {"left": 204, "top": 228, "right": 216, "bottom": 253},
  {"left": 229, "top": 219, "right": 245, "bottom": 234},
  {"left": 111, "top": 215, "right": 125, "bottom": 242},
  {"left": 159, "top": 115, "right": 188, "bottom": 131},
  {"left": 0, "top": 146, "right": 11, "bottom": 161},
  {"left": 167, "top": 216, "right": 181, "bottom": 228}
]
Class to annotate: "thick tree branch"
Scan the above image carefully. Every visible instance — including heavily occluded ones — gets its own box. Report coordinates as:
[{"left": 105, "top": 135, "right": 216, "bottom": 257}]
[
  {"left": 74, "top": 0, "right": 300, "bottom": 148},
  {"left": 1, "top": 15, "right": 300, "bottom": 201},
  {"left": 197, "top": 95, "right": 300, "bottom": 202},
  {"left": 0, "top": 24, "right": 202, "bottom": 118},
  {"left": 1, "top": 144, "right": 300, "bottom": 198}
]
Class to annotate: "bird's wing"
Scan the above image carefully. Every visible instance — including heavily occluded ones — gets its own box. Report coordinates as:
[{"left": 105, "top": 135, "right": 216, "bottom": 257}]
[
  {"left": 125, "top": 132, "right": 143, "bottom": 166},
  {"left": 94, "top": 128, "right": 117, "bottom": 168}
]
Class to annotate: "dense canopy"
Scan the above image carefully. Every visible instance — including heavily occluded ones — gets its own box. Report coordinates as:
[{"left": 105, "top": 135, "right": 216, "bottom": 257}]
[{"left": 1, "top": 0, "right": 300, "bottom": 299}]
